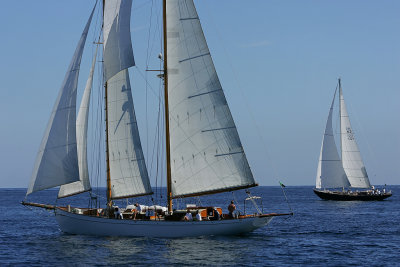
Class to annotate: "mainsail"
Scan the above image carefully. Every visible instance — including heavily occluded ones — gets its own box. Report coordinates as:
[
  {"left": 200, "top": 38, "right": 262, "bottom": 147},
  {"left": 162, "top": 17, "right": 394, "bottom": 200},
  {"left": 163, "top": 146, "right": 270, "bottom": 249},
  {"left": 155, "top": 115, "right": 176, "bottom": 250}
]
[
  {"left": 316, "top": 88, "right": 350, "bottom": 189},
  {"left": 166, "top": 0, "right": 256, "bottom": 198},
  {"left": 58, "top": 48, "right": 98, "bottom": 198},
  {"left": 104, "top": 0, "right": 152, "bottom": 199},
  {"left": 339, "top": 82, "right": 371, "bottom": 188},
  {"left": 27, "top": 5, "right": 96, "bottom": 195}
]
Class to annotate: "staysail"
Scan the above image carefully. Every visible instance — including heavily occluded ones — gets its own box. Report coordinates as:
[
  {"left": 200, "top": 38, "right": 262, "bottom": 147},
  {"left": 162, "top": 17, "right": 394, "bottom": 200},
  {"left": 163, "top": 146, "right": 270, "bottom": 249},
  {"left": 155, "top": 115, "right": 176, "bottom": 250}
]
[
  {"left": 104, "top": 0, "right": 152, "bottom": 199},
  {"left": 316, "top": 88, "right": 350, "bottom": 189},
  {"left": 58, "top": 48, "right": 98, "bottom": 198},
  {"left": 103, "top": 0, "right": 135, "bottom": 81},
  {"left": 166, "top": 0, "right": 256, "bottom": 198},
  {"left": 339, "top": 81, "right": 371, "bottom": 188},
  {"left": 27, "top": 5, "right": 96, "bottom": 195}
]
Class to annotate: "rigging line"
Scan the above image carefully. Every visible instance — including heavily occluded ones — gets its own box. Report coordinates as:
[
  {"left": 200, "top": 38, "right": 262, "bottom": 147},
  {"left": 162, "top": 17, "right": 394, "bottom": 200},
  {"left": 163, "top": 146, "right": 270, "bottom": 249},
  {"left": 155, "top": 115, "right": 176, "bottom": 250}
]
[
  {"left": 155, "top": 84, "right": 163, "bottom": 203},
  {"left": 160, "top": 87, "right": 165, "bottom": 201},
  {"left": 203, "top": 4, "right": 281, "bottom": 181},
  {"left": 345, "top": 95, "right": 378, "bottom": 179},
  {"left": 132, "top": 0, "right": 153, "bottom": 11},
  {"left": 148, "top": 5, "right": 163, "bottom": 67},
  {"left": 97, "top": 44, "right": 106, "bottom": 203},
  {"left": 88, "top": 35, "right": 102, "bottom": 194},
  {"left": 145, "top": 0, "right": 155, "bottom": 164},
  {"left": 134, "top": 66, "right": 162, "bottom": 101},
  {"left": 280, "top": 183, "right": 294, "bottom": 215}
]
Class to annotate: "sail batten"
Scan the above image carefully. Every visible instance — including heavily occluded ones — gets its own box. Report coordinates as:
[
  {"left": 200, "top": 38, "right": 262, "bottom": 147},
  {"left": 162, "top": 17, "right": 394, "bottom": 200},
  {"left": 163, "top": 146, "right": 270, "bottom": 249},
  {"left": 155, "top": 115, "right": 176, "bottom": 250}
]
[
  {"left": 27, "top": 5, "right": 96, "bottom": 195},
  {"left": 339, "top": 83, "right": 371, "bottom": 188},
  {"left": 166, "top": 0, "right": 256, "bottom": 198},
  {"left": 316, "top": 87, "right": 350, "bottom": 189}
]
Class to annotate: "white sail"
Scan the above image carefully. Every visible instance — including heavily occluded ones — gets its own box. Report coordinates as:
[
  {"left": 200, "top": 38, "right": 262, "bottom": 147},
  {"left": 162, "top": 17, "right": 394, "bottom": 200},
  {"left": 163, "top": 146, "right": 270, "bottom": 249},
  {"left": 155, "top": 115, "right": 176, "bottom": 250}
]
[
  {"left": 166, "top": 0, "right": 256, "bottom": 198},
  {"left": 58, "top": 48, "right": 98, "bottom": 198},
  {"left": 316, "top": 89, "right": 350, "bottom": 189},
  {"left": 27, "top": 6, "right": 96, "bottom": 195},
  {"left": 103, "top": 0, "right": 135, "bottom": 81},
  {"left": 103, "top": 0, "right": 152, "bottom": 199},
  {"left": 339, "top": 82, "right": 371, "bottom": 188},
  {"left": 106, "top": 70, "right": 152, "bottom": 199}
]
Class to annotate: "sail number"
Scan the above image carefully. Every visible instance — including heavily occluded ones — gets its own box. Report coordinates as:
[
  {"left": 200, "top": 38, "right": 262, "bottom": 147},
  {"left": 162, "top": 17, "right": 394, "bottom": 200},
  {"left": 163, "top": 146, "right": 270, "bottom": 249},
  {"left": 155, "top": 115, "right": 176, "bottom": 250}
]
[{"left": 346, "top": 127, "right": 354, "bottom": 140}]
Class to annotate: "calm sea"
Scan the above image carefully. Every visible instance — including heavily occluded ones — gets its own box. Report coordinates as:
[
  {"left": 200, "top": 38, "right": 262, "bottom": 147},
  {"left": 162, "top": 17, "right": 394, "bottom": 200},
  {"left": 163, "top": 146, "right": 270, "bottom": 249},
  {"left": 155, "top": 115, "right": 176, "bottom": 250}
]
[{"left": 0, "top": 186, "right": 399, "bottom": 266}]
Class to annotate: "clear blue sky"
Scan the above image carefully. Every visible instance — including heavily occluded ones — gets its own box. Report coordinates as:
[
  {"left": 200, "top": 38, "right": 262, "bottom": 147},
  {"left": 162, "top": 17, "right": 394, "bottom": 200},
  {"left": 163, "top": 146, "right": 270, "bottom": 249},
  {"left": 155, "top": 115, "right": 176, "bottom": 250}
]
[{"left": 0, "top": 0, "right": 399, "bottom": 188}]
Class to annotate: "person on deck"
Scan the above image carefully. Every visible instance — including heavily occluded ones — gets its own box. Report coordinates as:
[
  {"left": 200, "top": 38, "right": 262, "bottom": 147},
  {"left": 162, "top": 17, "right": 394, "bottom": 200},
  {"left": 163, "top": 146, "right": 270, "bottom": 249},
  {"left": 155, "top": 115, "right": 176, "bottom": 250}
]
[
  {"left": 195, "top": 210, "right": 202, "bottom": 221},
  {"left": 211, "top": 208, "right": 220, "bottom": 221},
  {"left": 114, "top": 207, "right": 123, "bottom": 219},
  {"left": 184, "top": 210, "right": 193, "bottom": 221},
  {"left": 133, "top": 203, "right": 142, "bottom": 220},
  {"left": 228, "top": 200, "right": 236, "bottom": 218}
]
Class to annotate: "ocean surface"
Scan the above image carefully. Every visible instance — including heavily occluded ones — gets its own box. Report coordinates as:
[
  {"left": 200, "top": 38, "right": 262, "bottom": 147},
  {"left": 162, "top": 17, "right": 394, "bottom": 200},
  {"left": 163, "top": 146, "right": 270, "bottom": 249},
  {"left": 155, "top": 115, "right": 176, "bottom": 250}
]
[{"left": 1, "top": 186, "right": 399, "bottom": 266}]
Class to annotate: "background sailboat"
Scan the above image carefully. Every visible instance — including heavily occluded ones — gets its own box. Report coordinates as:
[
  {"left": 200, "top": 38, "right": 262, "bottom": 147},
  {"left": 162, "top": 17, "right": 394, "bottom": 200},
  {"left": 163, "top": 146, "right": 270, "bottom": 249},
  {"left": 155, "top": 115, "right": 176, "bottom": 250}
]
[
  {"left": 314, "top": 79, "right": 392, "bottom": 201},
  {"left": 22, "top": 0, "right": 291, "bottom": 237}
]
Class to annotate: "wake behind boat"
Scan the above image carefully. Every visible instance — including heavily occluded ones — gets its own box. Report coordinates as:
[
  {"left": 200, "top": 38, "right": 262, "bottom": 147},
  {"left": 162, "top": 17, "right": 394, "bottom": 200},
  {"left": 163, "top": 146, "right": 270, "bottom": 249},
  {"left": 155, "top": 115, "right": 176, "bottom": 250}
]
[
  {"left": 23, "top": 0, "right": 291, "bottom": 237},
  {"left": 314, "top": 79, "right": 392, "bottom": 201}
]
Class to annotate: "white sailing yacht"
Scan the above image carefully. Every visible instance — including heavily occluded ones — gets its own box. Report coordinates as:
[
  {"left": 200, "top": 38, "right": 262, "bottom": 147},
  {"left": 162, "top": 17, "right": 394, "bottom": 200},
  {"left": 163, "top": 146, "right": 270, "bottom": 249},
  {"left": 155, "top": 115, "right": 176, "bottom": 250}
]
[
  {"left": 313, "top": 79, "right": 392, "bottom": 201},
  {"left": 23, "top": 0, "right": 291, "bottom": 237}
]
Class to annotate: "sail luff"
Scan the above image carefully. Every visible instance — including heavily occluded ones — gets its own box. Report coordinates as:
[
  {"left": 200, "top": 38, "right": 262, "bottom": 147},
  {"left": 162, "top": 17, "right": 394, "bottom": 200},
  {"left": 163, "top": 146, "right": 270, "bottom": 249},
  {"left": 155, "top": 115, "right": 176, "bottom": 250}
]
[
  {"left": 339, "top": 80, "right": 371, "bottom": 188},
  {"left": 166, "top": 0, "right": 256, "bottom": 198},
  {"left": 27, "top": 4, "right": 96, "bottom": 195},
  {"left": 58, "top": 47, "right": 98, "bottom": 198},
  {"left": 316, "top": 86, "right": 350, "bottom": 189}
]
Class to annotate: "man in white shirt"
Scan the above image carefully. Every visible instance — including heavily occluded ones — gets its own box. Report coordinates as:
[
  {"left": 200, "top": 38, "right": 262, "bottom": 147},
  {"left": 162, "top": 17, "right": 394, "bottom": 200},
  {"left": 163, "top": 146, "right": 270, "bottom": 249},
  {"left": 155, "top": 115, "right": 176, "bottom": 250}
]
[
  {"left": 114, "top": 207, "right": 123, "bottom": 219},
  {"left": 195, "top": 210, "right": 202, "bottom": 221}
]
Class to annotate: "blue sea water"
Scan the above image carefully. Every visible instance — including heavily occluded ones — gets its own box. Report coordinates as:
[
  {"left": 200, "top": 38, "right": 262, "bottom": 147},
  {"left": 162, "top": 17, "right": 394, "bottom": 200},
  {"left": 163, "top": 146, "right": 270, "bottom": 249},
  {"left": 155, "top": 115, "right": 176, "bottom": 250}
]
[{"left": 0, "top": 186, "right": 399, "bottom": 266}]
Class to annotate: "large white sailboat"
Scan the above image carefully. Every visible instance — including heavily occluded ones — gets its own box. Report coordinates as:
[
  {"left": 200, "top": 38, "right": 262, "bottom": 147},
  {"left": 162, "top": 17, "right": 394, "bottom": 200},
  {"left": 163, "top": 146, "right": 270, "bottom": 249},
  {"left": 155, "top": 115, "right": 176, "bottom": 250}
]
[
  {"left": 313, "top": 79, "right": 392, "bottom": 201},
  {"left": 22, "top": 0, "right": 291, "bottom": 237}
]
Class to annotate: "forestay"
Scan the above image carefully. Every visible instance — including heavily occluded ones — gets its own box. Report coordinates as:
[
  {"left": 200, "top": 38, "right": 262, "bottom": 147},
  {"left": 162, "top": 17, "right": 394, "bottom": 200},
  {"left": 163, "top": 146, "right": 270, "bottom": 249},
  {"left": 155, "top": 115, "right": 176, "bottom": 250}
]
[
  {"left": 316, "top": 88, "right": 350, "bottom": 189},
  {"left": 27, "top": 5, "right": 96, "bottom": 195},
  {"left": 58, "top": 48, "right": 98, "bottom": 198},
  {"left": 166, "top": 0, "right": 256, "bottom": 198},
  {"left": 104, "top": 0, "right": 152, "bottom": 199},
  {"left": 339, "top": 84, "right": 371, "bottom": 188}
]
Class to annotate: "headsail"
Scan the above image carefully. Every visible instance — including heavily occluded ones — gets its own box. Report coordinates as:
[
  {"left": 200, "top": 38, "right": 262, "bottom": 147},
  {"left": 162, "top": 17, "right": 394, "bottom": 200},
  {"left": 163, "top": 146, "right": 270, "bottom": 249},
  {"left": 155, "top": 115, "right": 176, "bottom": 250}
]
[
  {"left": 166, "top": 0, "right": 256, "bottom": 198},
  {"left": 316, "top": 88, "right": 350, "bottom": 189},
  {"left": 339, "top": 80, "right": 371, "bottom": 188},
  {"left": 58, "top": 47, "right": 98, "bottom": 198},
  {"left": 104, "top": 0, "right": 152, "bottom": 199},
  {"left": 27, "top": 5, "right": 96, "bottom": 195}
]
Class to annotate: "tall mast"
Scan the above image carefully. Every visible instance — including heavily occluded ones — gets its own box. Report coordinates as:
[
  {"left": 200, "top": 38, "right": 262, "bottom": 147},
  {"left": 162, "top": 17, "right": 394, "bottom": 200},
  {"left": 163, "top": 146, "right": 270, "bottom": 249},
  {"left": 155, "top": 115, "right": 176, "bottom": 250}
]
[
  {"left": 103, "top": 0, "right": 112, "bottom": 206},
  {"left": 338, "top": 78, "right": 343, "bottom": 162},
  {"left": 163, "top": 0, "right": 173, "bottom": 213}
]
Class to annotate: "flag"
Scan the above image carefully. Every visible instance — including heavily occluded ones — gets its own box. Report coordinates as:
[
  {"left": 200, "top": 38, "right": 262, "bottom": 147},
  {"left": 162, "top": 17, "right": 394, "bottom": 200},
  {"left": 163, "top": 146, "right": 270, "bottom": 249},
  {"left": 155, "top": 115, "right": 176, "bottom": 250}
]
[{"left": 279, "top": 181, "right": 286, "bottom": 188}]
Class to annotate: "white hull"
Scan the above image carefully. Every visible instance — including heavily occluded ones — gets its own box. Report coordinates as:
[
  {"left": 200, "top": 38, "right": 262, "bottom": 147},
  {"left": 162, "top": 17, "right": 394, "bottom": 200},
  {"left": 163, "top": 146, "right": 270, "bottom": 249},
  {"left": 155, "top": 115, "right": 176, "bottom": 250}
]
[{"left": 55, "top": 208, "right": 274, "bottom": 238}]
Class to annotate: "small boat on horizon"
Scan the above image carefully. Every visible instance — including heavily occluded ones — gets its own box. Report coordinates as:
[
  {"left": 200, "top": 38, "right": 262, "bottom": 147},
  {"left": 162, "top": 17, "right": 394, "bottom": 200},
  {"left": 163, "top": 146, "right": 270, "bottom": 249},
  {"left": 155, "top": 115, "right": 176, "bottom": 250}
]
[{"left": 314, "top": 79, "right": 392, "bottom": 201}]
